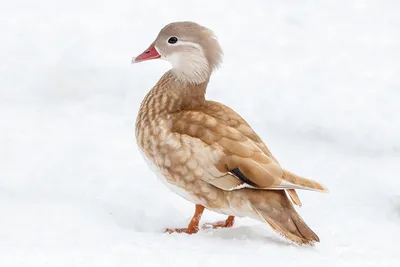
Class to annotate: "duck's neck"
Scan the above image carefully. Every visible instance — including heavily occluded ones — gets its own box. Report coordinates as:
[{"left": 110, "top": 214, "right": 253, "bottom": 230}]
[
  {"left": 140, "top": 70, "right": 209, "bottom": 117},
  {"left": 136, "top": 70, "right": 209, "bottom": 147}
]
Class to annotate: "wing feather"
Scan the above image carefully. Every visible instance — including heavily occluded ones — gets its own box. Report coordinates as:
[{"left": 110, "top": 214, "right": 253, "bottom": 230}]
[{"left": 170, "top": 102, "right": 328, "bottom": 195}]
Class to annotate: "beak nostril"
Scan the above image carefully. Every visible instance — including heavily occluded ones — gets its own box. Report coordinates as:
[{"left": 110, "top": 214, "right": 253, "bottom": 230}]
[{"left": 145, "top": 50, "right": 150, "bottom": 54}]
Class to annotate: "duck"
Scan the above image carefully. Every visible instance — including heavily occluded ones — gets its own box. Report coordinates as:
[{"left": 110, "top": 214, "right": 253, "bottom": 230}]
[{"left": 132, "top": 21, "right": 328, "bottom": 245}]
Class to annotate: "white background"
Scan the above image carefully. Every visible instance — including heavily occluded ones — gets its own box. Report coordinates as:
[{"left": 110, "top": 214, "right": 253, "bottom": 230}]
[{"left": 1, "top": 0, "right": 399, "bottom": 266}]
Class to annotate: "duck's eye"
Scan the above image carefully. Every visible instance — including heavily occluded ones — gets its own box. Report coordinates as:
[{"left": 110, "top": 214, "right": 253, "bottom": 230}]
[{"left": 168, "top": 37, "right": 178, "bottom": 44}]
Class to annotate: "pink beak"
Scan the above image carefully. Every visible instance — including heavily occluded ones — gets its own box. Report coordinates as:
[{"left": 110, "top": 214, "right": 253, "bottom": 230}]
[{"left": 132, "top": 45, "right": 161, "bottom": 64}]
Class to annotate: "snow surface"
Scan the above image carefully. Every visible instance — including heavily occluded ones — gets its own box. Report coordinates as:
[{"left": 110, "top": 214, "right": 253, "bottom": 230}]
[{"left": 1, "top": 0, "right": 400, "bottom": 266}]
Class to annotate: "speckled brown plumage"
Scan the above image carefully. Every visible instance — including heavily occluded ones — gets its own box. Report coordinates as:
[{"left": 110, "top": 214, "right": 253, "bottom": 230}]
[{"left": 133, "top": 21, "right": 327, "bottom": 245}]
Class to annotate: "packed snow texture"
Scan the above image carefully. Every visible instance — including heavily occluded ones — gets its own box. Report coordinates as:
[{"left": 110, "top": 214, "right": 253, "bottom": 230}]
[{"left": 1, "top": 1, "right": 400, "bottom": 266}]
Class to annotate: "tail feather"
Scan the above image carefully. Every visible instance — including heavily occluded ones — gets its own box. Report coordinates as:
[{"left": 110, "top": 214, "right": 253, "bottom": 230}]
[
  {"left": 249, "top": 191, "right": 320, "bottom": 245},
  {"left": 286, "top": 189, "right": 302, "bottom": 207}
]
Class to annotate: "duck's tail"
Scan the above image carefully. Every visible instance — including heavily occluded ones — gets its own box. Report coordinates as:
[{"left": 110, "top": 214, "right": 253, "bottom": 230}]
[{"left": 249, "top": 190, "right": 320, "bottom": 245}]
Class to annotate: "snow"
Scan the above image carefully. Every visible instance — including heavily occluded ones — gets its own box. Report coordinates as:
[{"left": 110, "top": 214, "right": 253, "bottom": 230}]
[{"left": 1, "top": 0, "right": 400, "bottom": 266}]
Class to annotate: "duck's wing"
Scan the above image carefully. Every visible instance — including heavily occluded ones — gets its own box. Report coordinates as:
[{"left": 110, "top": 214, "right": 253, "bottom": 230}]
[
  {"left": 201, "top": 101, "right": 278, "bottom": 161},
  {"left": 170, "top": 103, "right": 328, "bottom": 193},
  {"left": 199, "top": 102, "right": 304, "bottom": 205}
]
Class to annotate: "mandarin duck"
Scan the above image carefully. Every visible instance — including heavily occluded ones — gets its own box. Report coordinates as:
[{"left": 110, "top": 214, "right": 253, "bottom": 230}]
[{"left": 133, "top": 21, "right": 328, "bottom": 245}]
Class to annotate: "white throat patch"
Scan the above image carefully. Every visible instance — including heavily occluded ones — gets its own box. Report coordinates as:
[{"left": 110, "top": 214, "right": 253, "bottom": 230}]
[{"left": 156, "top": 42, "right": 210, "bottom": 84}]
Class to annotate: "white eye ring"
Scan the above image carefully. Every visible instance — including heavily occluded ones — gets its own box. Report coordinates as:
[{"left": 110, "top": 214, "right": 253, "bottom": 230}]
[{"left": 167, "top": 37, "right": 178, "bottom": 44}]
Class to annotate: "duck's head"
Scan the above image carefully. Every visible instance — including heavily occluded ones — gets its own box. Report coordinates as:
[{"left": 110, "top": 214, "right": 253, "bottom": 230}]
[{"left": 132, "top": 21, "right": 223, "bottom": 84}]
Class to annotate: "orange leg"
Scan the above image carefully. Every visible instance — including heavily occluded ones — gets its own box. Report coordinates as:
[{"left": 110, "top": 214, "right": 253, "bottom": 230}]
[
  {"left": 165, "top": 204, "right": 205, "bottom": 234},
  {"left": 202, "top": 215, "right": 235, "bottom": 229}
]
